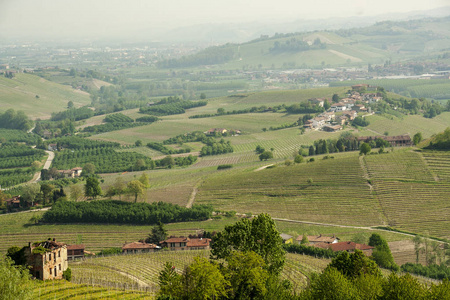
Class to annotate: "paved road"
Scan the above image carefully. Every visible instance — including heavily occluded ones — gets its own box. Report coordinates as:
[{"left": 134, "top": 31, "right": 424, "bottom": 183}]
[{"left": 30, "top": 150, "right": 55, "bottom": 183}]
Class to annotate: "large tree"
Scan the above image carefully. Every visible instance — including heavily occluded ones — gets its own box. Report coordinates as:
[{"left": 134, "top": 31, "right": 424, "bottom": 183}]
[
  {"left": 368, "top": 233, "right": 398, "bottom": 271},
  {"left": 0, "top": 257, "right": 34, "bottom": 300},
  {"left": 211, "top": 213, "right": 285, "bottom": 275},
  {"left": 146, "top": 222, "right": 168, "bottom": 244},
  {"left": 84, "top": 177, "right": 102, "bottom": 199},
  {"left": 127, "top": 180, "right": 145, "bottom": 203}
]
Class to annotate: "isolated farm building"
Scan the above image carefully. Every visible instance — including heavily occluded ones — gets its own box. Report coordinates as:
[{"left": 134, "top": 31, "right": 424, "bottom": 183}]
[
  {"left": 351, "top": 84, "right": 370, "bottom": 92},
  {"left": 67, "top": 244, "right": 85, "bottom": 260},
  {"left": 329, "top": 241, "right": 374, "bottom": 256},
  {"left": 5, "top": 196, "right": 21, "bottom": 209},
  {"left": 57, "top": 167, "right": 83, "bottom": 178},
  {"left": 205, "top": 128, "right": 228, "bottom": 135},
  {"left": 308, "top": 98, "right": 326, "bottom": 107},
  {"left": 161, "top": 237, "right": 211, "bottom": 251},
  {"left": 25, "top": 239, "right": 68, "bottom": 280},
  {"left": 296, "top": 234, "right": 339, "bottom": 245},
  {"left": 122, "top": 242, "right": 160, "bottom": 254},
  {"left": 280, "top": 233, "right": 294, "bottom": 244},
  {"left": 47, "top": 143, "right": 57, "bottom": 151},
  {"left": 323, "top": 125, "right": 342, "bottom": 132}
]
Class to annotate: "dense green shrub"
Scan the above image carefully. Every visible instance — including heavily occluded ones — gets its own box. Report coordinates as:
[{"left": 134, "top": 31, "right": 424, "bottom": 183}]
[
  {"left": 283, "top": 243, "right": 338, "bottom": 259},
  {"left": 401, "top": 263, "right": 450, "bottom": 280},
  {"left": 42, "top": 200, "right": 214, "bottom": 225}
]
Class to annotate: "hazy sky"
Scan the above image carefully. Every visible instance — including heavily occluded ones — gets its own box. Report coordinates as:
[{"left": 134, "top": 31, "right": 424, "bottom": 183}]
[{"left": 0, "top": 0, "right": 448, "bottom": 40}]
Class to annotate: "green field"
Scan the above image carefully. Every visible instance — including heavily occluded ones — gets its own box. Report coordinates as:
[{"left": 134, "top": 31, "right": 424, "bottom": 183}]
[
  {"left": 364, "top": 113, "right": 450, "bottom": 138},
  {"left": 32, "top": 280, "right": 151, "bottom": 299},
  {"left": 0, "top": 73, "right": 91, "bottom": 119}
]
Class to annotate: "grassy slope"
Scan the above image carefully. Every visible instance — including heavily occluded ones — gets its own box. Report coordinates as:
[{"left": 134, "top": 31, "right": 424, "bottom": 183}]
[{"left": 0, "top": 73, "right": 91, "bottom": 119}]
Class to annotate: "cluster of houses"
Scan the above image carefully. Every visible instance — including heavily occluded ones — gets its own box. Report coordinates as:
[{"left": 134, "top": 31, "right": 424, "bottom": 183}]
[
  {"left": 280, "top": 234, "right": 374, "bottom": 256},
  {"left": 22, "top": 233, "right": 376, "bottom": 281},
  {"left": 122, "top": 236, "right": 212, "bottom": 254},
  {"left": 303, "top": 85, "right": 382, "bottom": 132}
]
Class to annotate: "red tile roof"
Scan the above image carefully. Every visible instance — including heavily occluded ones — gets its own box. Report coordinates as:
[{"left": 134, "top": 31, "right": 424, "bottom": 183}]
[
  {"left": 67, "top": 244, "right": 85, "bottom": 250},
  {"left": 187, "top": 238, "right": 211, "bottom": 247},
  {"left": 122, "top": 242, "right": 158, "bottom": 250},
  {"left": 296, "top": 235, "right": 338, "bottom": 243},
  {"left": 163, "top": 237, "right": 189, "bottom": 243},
  {"left": 329, "top": 241, "right": 374, "bottom": 252}
]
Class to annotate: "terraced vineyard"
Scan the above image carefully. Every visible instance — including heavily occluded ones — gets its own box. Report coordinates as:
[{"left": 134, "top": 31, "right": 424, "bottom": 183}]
[
  {"left": 363, "top": 149, "right": 450, "bottom": 239},
  {"left": 196, "top": 154, "right": 384, "bottom": 226},
  {"left": 70, "top": 250, "right": 330, "bottom": 294},
  {"left": 32, "top": 280, "right": 151, "bottom": 299},
  {"left": 421, "top": 151, "right": 450, "bottom": 182}
]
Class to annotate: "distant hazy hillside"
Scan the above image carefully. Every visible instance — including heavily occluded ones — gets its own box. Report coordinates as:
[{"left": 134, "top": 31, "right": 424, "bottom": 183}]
[
  {"left": 158, "top": 16, "right": 450, "bottom": 69},
  {"left": 0, "top": 73, "right": 91, "bottom": 119}
]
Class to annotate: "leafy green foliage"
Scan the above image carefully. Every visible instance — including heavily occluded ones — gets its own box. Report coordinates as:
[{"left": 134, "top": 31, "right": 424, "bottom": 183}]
[
  {"left": 135, "top": 115, "right": 159, "bottom": 123},
  {"left": 0, "top": 144, "right": 45, "bottom": 169},
  {"left": 52, "top": 147, "right": 154, "bottom": 173},
  {"left": 225, "top": 251, "right": 269, "bottom": 300},
  {"left": 0, "top": 257, "right": 34, "bottom": 300},
  {"left": 286, "top": 102, "right": 324, "bottom": 114},
  {"left": 360, "top": 143, "right": 371, "bottom": 155},
  {"left": 139, "top": 99, "right": 207, "bottom": 116},
  {"left": 0, "top": 129, "right": 40, "bottom": 145},
  {"left": 62, "top": 267, "right": 72, "bottom": 281},
  {"left": 259, "top": 151, "right": 273, "bottom": 161},
  {"left": 42, "top": 200, "right": 213, "bottom": 225},
  {"left": 328, "top": 250, "right": 381, "bottom": 279},
  {"left": 146, "top": 222, "right": 168, "bottom": 244},
  {"left": 413, "top": 132, "right": 423, "bottom": 145},
  {"left": 353, "top": 116, "right": 370, "bottom": 127},
  {"left": 368, "top": 233, "right": 399, "bottom": 271},
  {"left": 283, "top": 243, "right": 337, "bottom": 258},
  {"left": 425, "top": 127, "right": 450, "bottom": 150},
  {"left": 0, "top": 109, "right": 33, "bottom": 131},
  {"left": 200, "top": 139, "right": 233, "bottom": 156},
  {"left": 211, "top": 213, "right": 285, "bottom": 275},
  {"left": 401, "top": 263, "right": 450, "bottom": 280},
  {"left": 44, "top": 136, "right": 120, "bottom": 150},
  {"left": 50, "top": 106, "right": 94, "bottom": 121},
  {"left": 84, "top": 177, "right": 102, "bottom": 199},
  {"left": 104, "top": 113, "right": 134, "bottom": 123},
  {"left": 147, "top": 142, "right": 191, "bottom": 155},
  {"left": 82, "top": 122, "right": 145, "bottom": 134}
]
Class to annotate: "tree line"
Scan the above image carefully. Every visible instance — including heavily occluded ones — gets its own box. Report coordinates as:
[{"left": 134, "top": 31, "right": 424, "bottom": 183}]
[
  {"left": 41, "top": 200, "right": 214, "bottom": 225},
  {"left": 0, "top": 109, "right": 33, "bottom": 131}
]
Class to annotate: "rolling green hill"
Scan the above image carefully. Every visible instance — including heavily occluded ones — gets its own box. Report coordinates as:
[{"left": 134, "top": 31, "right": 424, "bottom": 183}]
[
  {"left": 0, "top": 73, "right": 91, "bottom": 119},
  {"left": 157, "top": 16, "right": 450, "bottom": 69}
]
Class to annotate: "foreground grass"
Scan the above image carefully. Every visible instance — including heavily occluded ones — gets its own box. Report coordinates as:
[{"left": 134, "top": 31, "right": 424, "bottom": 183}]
[{"left": 32, "top": 280, "right": 152, "bottom": 299}]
